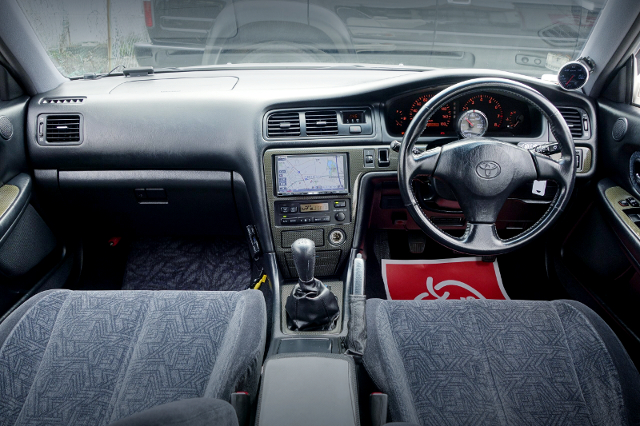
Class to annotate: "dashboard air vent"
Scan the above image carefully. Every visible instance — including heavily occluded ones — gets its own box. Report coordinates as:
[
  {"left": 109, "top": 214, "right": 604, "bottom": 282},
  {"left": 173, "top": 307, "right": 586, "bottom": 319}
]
[
  {"left": 557, "top": 107, "right": 584, "bottom": 138},
  {"left": 45, "top": 115, "right": 81, "bottom": 143},
  {"left": 42, "top": 97, "right": 85, "bottom": 104},
  {"left": 305, "top": 111, "right": 338, "bottom": 136},
  {"left": 267, "top": 112, "right": 301, "bottom": 137}
]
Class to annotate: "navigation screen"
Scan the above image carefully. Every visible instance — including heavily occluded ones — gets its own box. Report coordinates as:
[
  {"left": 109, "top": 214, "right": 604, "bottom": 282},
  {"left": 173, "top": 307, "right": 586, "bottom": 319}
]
[{"left": 276, "top": 154, "right": 348, "bottom": 196}]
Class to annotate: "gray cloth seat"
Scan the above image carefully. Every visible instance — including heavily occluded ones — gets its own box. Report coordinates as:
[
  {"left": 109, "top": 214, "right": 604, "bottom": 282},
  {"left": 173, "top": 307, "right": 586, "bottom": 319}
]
[
  {"left": 363, "top": 299, "right": 640, "bottom": 426},
  {"left": 0, "top": 289, "right": 266, "bottom": 426}
]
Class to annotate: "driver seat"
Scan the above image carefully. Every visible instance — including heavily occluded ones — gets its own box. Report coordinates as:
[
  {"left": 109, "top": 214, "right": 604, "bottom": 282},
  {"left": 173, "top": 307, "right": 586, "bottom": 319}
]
[{"left": 363, "top": 299, "right": 640, "bottom": 425}]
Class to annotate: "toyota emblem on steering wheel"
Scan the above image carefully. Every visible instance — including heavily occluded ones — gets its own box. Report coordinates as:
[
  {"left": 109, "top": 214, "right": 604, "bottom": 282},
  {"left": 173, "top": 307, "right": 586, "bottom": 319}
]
[{"left": 476, "top": 161, "right": 501, "bottom": 179}]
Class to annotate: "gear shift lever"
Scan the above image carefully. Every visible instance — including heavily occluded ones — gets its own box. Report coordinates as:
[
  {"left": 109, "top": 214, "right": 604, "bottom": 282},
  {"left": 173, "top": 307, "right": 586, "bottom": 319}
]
[
  {"left": 285, "top": 238, "right": 340, "bottom": 331},
  {"left": 292, "top": 238, "right": 316, "bottom": 285}
]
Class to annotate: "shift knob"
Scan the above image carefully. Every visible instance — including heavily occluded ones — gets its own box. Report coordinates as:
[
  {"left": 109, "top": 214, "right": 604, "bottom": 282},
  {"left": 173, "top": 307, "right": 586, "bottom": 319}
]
[{"left": 291, "top": 238, "right": 315, "bottom": 283}]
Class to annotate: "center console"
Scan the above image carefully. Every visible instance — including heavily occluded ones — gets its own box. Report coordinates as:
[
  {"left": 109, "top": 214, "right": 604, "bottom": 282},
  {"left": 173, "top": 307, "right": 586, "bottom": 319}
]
[
  {"left": 256, "top": 354, "right": 359, "bottom": 426},
  {"left": 264, "top": 147, "right": 396, "bottom": 280}
]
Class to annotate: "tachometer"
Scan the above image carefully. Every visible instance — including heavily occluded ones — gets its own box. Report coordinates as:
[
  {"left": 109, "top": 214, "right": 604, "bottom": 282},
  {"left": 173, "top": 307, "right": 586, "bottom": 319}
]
[
  {"left": 458, "top": 110, "right": 488, "bottom": 138},
  {"left": 462, "top": 95, "right": 503, "bottom": 129},
  {"left": 409, "top": 94, "right": 453, "bottom": 133}
]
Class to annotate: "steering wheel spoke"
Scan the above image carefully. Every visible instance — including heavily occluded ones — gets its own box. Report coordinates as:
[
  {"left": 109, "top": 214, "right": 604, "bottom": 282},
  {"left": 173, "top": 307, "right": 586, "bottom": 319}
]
[
  {"left": 532, "top": 152, "right": 565, "bottom": 182},
  {"left": 457, "top": 195, "right": 509, "bottom": 224},
  {"left": 407, "top": 147, "right": 442, "bottom": 180},
  {"left": 461, "top": 223, "right": 503, "bottom": 250}
]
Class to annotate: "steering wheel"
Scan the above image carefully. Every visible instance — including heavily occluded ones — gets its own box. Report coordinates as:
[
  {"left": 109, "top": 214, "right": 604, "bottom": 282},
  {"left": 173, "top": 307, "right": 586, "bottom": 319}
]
[{"left": 398, "top": 78, "right": 576, "bottom": 255}]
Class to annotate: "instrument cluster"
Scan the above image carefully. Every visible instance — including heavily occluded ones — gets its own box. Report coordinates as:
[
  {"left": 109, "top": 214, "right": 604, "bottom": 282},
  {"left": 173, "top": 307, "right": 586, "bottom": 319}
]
[{"left": 386, "top": 89, "right": 535, "bottom": 138}]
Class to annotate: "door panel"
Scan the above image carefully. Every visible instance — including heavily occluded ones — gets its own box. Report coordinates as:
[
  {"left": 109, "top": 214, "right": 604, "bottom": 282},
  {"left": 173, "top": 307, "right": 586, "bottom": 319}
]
[
  {"left": 0, "top": 95, "right": 28, "bottom": 184},
  {"left": 0, "top": 69, "right": 61, "bottom": 316},
  {"left": 598, "top": 99, "right": 640, "bottom": 193},
  {"left": 556, "top": 93, "right": 640, "bottom": 362}
]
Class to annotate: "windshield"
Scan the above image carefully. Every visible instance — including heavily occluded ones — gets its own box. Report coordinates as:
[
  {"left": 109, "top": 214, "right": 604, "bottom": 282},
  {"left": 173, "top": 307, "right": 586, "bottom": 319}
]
[{"left": 19, "top": 0, "right": 607, "bottom": 78}]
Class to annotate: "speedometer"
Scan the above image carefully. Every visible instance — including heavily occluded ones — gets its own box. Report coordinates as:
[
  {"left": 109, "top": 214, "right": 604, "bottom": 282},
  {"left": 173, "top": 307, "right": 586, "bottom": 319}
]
[
  {"left": 462, "top": 95, "right": 503, "bottom": 129},
  {"left": 409, "top": 94, "right": 453, "bottom": 133}
]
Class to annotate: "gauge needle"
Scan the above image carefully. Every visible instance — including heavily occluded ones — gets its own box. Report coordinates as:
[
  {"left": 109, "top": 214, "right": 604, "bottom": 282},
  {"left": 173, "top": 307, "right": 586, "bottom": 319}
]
[
  {"left": 566, "top": 75, "right": 574, "bottom": 85},
  {"left": 466, "top": 118, "right": 474, "bottom": 127}
]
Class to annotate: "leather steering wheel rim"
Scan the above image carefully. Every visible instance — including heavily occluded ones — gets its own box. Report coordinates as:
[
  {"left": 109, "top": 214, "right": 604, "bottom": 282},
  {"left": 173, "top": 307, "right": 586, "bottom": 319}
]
[{"left": 398, "top": 78, "right": 576, "bottom": 256}]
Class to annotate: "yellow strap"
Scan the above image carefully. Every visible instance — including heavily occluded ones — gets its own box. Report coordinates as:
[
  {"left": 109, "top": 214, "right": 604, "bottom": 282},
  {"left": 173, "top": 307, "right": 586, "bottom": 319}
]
[{"left": 253, "top": 274, "right": 267, "bottom": 290}]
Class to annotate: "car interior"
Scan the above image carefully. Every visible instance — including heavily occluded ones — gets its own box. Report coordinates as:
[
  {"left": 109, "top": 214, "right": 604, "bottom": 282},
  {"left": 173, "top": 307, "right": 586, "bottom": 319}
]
[{"left": 1, "top": 0, "right": 640, "bottom": 425}]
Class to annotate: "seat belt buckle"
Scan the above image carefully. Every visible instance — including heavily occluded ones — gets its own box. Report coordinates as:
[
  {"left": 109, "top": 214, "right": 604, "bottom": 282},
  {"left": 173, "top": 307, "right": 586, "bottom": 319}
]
[
  {"left": 249, "top": 267, "right": 267, "bottom": 290},
  {"left": 230, "top": 392, "right": 250, "bottom": 426},
  {"left": 370, "top": 392, "right": 388, "bottom": 426}
]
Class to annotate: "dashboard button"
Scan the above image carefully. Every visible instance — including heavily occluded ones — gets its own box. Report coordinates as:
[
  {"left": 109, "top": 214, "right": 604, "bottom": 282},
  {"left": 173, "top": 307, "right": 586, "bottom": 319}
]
[
  {"left": 335, "top": 212, "right": 346, "bottom": 221},
  {"left": 349, "top": 125, "right": 362, "bottom": 134},
  {"left": 290, "top": 206, "right": 298, "bottom": 213},
  {"left": 619, "top": 200, "right": 630, "bottom": 207},
  {"left": 334, "top": 200, "right": 346, "bottom": 208},
  {"left": 280, "top": 206, "right": 289, "bottom": 213},
  {"left": 364, "top": 149, "right": 375, "bottom": 168},
  {"left": 281, "top": 219, "right": 290, "bottom": 225}
]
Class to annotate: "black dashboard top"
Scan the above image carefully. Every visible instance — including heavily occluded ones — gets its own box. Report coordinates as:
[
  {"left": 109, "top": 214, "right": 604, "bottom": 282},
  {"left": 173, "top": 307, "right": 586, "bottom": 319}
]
[{"left": 26, "top": 68, "right": 596, "bottom": 167}]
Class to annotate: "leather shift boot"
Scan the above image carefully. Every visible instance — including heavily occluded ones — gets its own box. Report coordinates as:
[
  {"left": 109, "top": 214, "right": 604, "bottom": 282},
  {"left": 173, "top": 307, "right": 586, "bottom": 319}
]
[{"left": 285, "top": 278, "right": 339, "bottom": 331}]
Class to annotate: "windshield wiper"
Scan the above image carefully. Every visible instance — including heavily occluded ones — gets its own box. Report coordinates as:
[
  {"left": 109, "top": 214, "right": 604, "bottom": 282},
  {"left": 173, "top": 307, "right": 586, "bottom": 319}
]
[{"left": 81, "top": 64, "right": 126, "bottom": 80}]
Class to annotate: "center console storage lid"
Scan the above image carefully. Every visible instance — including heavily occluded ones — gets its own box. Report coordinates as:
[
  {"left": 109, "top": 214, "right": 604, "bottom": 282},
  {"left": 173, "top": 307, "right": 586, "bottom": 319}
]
[{"left": 256, "top": 353, "right": 359, "bottom": 426}]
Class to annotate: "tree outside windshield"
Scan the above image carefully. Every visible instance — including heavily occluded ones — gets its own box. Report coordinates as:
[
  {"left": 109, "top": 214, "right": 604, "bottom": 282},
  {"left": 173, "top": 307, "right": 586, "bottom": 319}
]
[{"left": 19, "top": 0, "right": 607, "bottom": 78}]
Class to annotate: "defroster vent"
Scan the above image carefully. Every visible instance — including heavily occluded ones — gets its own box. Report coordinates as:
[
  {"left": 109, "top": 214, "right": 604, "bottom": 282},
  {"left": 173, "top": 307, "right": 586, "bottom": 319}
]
[
  {"left": 557, "top": 107, "right": 584, "bottom": 139},
  {"left": 305, "top": 111, "right": 338, "bottom": 136},
  {"left": 45, "top": 115, "right": 81, "bottom": 143},
  {"left": 42, "top": 97, "right": 85, "bottom": 104},
  {"left": 267, "top": 112, "right": 300, "bottom": 137}
]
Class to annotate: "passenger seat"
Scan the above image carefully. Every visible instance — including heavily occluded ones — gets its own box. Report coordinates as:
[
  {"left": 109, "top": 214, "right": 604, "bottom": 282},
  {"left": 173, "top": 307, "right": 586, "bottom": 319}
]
[{"left": 0, "top": 289, "right": 266, "bottom": 425}]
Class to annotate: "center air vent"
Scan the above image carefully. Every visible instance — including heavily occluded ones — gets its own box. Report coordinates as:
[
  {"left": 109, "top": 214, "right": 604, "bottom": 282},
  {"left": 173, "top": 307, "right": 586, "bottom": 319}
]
[
  {"left": 44, "top": 115, "right": 82, "bottom": 143},
  {"left": 268, "top": 112, "right": 301, "bottom": 137},
  {"left": 305, "top": 111, "right": 338, "bottom": 136},
  {"left": 557, "top": 107, "right": 584, "bottom": 138}
]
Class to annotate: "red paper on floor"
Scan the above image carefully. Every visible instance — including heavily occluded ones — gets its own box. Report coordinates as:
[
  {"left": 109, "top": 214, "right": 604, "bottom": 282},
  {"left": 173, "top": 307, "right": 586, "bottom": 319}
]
[{"left": 381, "top": 258, "right": 508, "bottom": 300}]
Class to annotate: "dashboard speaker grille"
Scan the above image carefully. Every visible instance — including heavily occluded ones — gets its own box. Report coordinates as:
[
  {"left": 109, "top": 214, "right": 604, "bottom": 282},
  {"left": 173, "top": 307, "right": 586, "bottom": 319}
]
[
  {"left": 305, "top": 111, "right": 338, "bottom": 136},
  {"left": 268, "top": 112, "right": 300, "bottom": 137},
  {"left": 45, "top": 115, "right": 81, "bottom": 142},
  {"left": 557, "top": 107, "right": 584, "bottom": 138},
  {"left": 0, "top": 116, "right": 13, "bottom": 140},
  {"left": 612, "top": 117, "right": 628, "bottom": 141}
]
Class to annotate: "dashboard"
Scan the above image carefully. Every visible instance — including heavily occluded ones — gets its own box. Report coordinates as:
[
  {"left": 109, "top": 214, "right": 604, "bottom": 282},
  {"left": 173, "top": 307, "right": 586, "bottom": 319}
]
[
  {"left": 386, "top": 89, "right": 540, "bottom": 138},
  {"left": 25, "top": 68, "right": 598, "bottom": 275}
]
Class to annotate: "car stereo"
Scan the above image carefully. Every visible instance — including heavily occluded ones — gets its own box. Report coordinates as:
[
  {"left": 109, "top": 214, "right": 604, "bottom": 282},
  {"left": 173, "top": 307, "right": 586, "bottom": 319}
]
[{"left": 275, "top": 154, "right": 348, "bottom": 196}]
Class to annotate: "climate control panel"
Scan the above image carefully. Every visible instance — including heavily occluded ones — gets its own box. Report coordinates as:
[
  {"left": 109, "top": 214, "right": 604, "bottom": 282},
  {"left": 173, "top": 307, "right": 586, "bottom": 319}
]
[{"left": 275, "top": 199, "right": 351, "bottom": 226}]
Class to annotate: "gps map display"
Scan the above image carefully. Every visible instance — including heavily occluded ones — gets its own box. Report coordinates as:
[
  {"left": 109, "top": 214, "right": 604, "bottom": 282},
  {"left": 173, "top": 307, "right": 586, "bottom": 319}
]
[{"left": 276, "top": 154, "right": 348, "bottom": 196}]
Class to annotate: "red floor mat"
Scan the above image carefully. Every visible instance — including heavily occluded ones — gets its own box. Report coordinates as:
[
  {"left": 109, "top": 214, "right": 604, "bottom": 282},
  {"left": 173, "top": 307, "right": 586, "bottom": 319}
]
[{"left": 382, "top": 258, "right": 508, "bottom": 300}]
